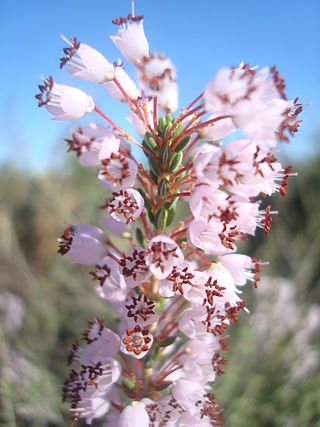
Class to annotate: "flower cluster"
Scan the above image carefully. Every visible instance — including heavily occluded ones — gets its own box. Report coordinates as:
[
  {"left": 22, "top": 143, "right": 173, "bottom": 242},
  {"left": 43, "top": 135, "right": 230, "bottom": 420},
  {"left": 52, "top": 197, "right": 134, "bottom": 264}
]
[{"left": 36, "top": 4, "right": 302, "bottom": 426}]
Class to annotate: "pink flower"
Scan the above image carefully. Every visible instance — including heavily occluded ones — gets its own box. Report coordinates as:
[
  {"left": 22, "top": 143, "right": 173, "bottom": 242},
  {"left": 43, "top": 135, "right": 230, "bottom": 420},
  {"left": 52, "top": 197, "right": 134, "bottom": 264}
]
[
  {"left": 110, "top": 21, "right": 149, "bottom": 65},
  {"left": 189, "top": 218, "right": 231, "bottom": 255},
  {"left": 92, "top": 256, "right": 129, "bottom": 303},
  {"left": 216, "top": 253, "right": 253, "bottom": 287},
  {"left": 70, "top": 391, "right": 110, "bottom": 425},
  {"left": 119, "top": 402, "right": 150, "bottom": 427},
  {"left": 101, "top": 215, "right": 132, "bottom": 238},
  {"left": 158, "top": 81, "right": 179, "bottom": 113},
  {"left": 60, "top": 36, "right": 114, "bottom": 83},
  {"left": 67, "top": 123, "right": 120, "bottom": 167},
  {"left": 106, "top": 189, "right": 144, "bottom": 224},
  {"left": 136, "top": 53, "right": 178, "bottom": 109},
  {"left": 58, "top": 224, "right": 107, "bottom": 265},
  {"left": 98, "top": 153, "right": 138, "bottom": 191},
  {"left": 120, "top": 325, "right": 154, "bottom": 359},
  {"left": 118, "top": 247, "right": 151, "bottom": 287},
  {"left": 146, "top": 235, "right": 184, "bottom": 280},
  {"left": 36, "top": 77, "right": 94, "bottom": 120},
  {"left": 171, "top": 378, "right": 205, "bottom": 415},
  {"left": 199, "top": 116, "right": 235, "bottom": 141},
  {"left": 104, "top": 66, "right": 139, "bottom": 102}
]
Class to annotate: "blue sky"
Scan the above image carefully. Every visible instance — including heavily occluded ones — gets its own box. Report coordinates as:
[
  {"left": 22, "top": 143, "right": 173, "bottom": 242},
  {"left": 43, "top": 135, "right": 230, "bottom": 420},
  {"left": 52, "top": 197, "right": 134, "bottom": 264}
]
[{"left": 0, "top": 0, "right": 319, "bottom": 171}]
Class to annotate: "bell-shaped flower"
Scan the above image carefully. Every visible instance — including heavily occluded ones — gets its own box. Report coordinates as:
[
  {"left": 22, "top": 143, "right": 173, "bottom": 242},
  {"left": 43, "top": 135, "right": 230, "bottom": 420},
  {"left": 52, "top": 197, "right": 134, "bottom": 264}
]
[
  {"left": 101, "top": 215, "right": 132, "bottom": 238},
  {"left": 106, "top": 189, "right": 144, "bottom": 224},
  {"left": 119, "top": 401, "right": 150, "bottom": 427},
  {"left": 110, "top": 21, "right": 149, "bottom": 66},
  {"left": 120, "top": 325, "right": 153, "bottom": 359},
  {"left": 70, "top": 389, "right": 110, "bottom": 425},
  {"left": 71, "top": 323, "right": 121, "bottom": 365},
  {"left": 124, "top": 293, "right": 157, "bottom": 328},
  {"left": 199, "top": 116, "right": 235, "bottom": 141},
  {"left": 189, "top": 218, "right": 232, "bottom": 255},
  {"left": 36, "top": 77, "right": 94, "bottom": 120},
  {"left": 146, "top": 235, "right": 184, "bottom": 280},
  {"left": 98, "top": 153, "right": 138, "bottom": 192},
  {"left": 67, "top": 123, "right": 120, "bottom": 167},
  {"left": 158, "top": 81, "right": 179, "bottom": 113},
  {"left": 92, "top": 256, "right": 129, "bottom": 304},
  {"left": 216, "top": 253, "right": 253, "bottom": 287},
  {"left": 58, "top": 224, "right": 107, "bottom": 265},
  {"left": 171, "top": 377, "right": 205, "bottom": 416},
  {"left": 60, "top": 36, "right": 114, "bottom": 83},
  {"left": 136, "top": 53, "right": 177, "bottom": 104},
  {"left": 118, "top": 247, "right": 151, "bottom": 287},
  {"left": 104, "top": 66, "right": 139, "bottom": 102}
]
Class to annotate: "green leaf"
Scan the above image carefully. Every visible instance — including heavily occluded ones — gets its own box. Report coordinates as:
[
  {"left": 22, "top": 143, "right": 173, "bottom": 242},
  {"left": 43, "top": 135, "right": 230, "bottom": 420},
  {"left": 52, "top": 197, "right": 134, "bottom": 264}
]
[
  {"left": 174, "top": 136, "right": 192, "bottom": 152},
  {"left": 137, "top": 188, "right": 152, "bottom": 210},
  {"left": 160, "top": 336, "right": 176, "bottom": 347},
  {"left": 169, "top": 151, "right": 183, "bottom": 172},
  {"left": 166, "top": 204, "right": 177, "bottom": 227},
  {"left": 148, "top": 156, "right": 161, "bottom": 176},
  {"left": 159, "top": 144, "right": 172, "bottom": 165},
  {"left": 158, "top": 178, "right": 170, "bottom": 197},
  {"left": 155, "top": 208, "right": 168, "bottom": 230},
  {"left": 136, "top": 227, "right": 146, "bottom": 248},
  {"left": 144, "top": 131, "right": 158, "bottom": 151},
  {"left": 171, "top": 122, "right": 184, "bottom": 139}
]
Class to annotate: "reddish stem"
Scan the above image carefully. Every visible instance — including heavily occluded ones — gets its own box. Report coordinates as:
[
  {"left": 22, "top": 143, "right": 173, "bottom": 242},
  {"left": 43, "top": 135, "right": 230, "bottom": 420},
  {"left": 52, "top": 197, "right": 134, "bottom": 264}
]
[
  {"left": 186, "top": 91, "right": 204, "bottom": 110},
  {"left": 94, "top": 106, "right": 122, "bottom": 132},
  {"left": 164, "top": 105, "right": 203, "bottom": 144},
  {"left": 138, "top": 166, "right": 158, "bottom": 189},
  {"left": 170, "top": 227, "right": 189, "bottom": 240},
  {"left": 172, "top": 162, "right": 194, "bottom": 179},
  {"left": 183, "top": 136, "right": 199, "bottom": 158},
  {"left": 167, "top": 191, "right": 190, "bottom": 199},
  {"left": 184, "top": 243, "right": 212, "bottom": 266},
  {"left": 113, "top": 76, "right": 138, "bottom": 112}
]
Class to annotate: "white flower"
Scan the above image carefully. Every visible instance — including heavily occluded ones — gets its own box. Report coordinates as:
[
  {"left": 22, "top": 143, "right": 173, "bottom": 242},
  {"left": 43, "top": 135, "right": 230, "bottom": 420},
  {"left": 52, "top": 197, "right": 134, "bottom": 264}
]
[
  {"left": 119, "top": 401, "right": 150, "bottom": 427},
  {"left": 158, "top": 81, "right": 179, "bottom": 113},
  {"left": 121, "top": 325, "right": 153, "bottom": 359},
  {"left": 60, "top": 35, "right": 114, "bottom": 83},
  {"left": 36, "top": 77, "right": 94, "bottom": 120},
  {"left": 98, "top": 153, "right": 138, "bottom": 192},
  {"left": 106, "top": 189, "right": 144, "bottom": 223},
  {"left": 58, "top": 224, "right": 107, "bottom": 265},
  {"left": 67, "top": 123, "right": 120, "bottom": 167},
  {"left": 111, "top": 21, "right": 149, "bottom": 65},
  {"left": 146, "top": 235, "right": 184, "bottom": 280},
  {"left": 104, "top": 66, "right": 139, "bottom": 102}
]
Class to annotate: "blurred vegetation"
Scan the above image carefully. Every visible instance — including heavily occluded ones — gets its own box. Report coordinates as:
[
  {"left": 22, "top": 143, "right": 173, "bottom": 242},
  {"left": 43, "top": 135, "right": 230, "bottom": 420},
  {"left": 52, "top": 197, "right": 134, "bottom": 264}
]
[{"left": 0, "top": 150, "right": 319, "bottom": 426}]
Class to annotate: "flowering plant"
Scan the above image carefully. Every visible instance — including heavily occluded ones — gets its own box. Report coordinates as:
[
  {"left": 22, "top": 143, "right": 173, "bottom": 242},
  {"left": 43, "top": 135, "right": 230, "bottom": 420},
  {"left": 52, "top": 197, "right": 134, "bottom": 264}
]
[{"left": 36, "top": 2, "right": 302, "bottom": 425}]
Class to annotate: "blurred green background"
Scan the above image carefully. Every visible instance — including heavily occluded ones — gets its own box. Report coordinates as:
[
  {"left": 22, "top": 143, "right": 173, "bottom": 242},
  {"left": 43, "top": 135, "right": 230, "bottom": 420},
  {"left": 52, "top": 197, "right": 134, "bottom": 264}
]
[{"left": 0, "top": 146, "right": 319, "bottom": 426}]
